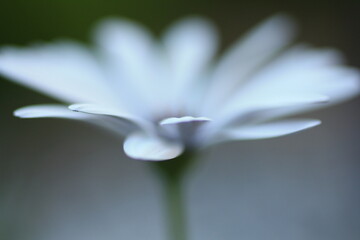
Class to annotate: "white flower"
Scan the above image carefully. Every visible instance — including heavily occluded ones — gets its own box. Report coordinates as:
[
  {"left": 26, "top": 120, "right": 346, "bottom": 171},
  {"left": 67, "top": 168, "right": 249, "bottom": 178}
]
[{"left": 0, "top": 15, "right": 359, "bottom": 161}]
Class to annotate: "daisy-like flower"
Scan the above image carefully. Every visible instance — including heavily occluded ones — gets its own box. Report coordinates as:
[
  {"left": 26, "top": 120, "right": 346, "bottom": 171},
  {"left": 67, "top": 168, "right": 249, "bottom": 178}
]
[{"left": 0, "top": 15, "right": 359, "bottom": 161}]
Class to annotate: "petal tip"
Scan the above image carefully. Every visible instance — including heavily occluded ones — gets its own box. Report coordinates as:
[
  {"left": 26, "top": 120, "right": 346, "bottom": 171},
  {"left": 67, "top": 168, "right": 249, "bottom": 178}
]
[
  {"left": 68, "top": 103, "right": 82, "bottom": 112},
  {"left": 13, "top": 108, "right": 27, "bottom": 118},
  {"left": 123, "top": 132, "right": 184, "bottom": 161}
]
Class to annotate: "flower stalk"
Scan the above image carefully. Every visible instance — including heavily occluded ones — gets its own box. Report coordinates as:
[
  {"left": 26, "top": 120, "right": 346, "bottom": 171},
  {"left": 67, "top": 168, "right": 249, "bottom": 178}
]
[
  {"left": 152, "top": 153, "right": 194, "bottom": 240},
  {"left": 163, "top": 169, "right": 186, "bottom": 240}
]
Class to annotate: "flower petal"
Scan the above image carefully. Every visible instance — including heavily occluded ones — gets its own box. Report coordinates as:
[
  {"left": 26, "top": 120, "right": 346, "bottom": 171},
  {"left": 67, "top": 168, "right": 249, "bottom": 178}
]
[
  {"left": 203, "top": 14, "right": 296, "bottom": 114},
  {"left": 69, "top": 103, "right": 154, "bottom": 134},
  {"left": 217, "top": 46, "right": 360, "bottom": 123},
  {"left": 123, "top": 132, "right": 184, "bottom": 161},
  {"left": 0, "top": 41, "right": 117, "bottom": 106},
  {"left": 159, "top": 116, "right": 211, "bottom": 146},
  {"left": 212, "top": 94, "right": 328, "bottom": 130},
  {"left": 216, "top": 119, "right": 321, "bottom": 143},
  {"left": 162, "top": 17, "right": 218, "bottom": 112},
  {"left": 160, "top": 116, "right": 211, "bottom": 125},
  {"left": 14, "top": 104, "right": 137, "bottom": 136},
  {"left": 94, "top": 19, "right": 167, "bottom": 115},
  {"left": 14, "top": 104, "right": 90, "bottom": 119}
]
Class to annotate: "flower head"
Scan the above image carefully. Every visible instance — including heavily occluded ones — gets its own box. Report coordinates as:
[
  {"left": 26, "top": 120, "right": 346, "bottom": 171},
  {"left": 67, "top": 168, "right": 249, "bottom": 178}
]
[{"left": 0, "top": 15, "right": 359, "bottom": 160}]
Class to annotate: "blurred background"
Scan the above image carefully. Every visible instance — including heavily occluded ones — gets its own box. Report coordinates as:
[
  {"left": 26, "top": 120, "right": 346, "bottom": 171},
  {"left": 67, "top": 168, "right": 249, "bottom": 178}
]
[{"left": 0, "top": 0, "right": 359, "bottom": 239}]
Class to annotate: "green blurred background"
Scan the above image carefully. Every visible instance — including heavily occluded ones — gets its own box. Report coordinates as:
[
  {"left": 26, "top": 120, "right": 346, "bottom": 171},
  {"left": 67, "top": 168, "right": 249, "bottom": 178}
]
[{"left": 0, "top": 0, "right": 359, "bottom": 239}]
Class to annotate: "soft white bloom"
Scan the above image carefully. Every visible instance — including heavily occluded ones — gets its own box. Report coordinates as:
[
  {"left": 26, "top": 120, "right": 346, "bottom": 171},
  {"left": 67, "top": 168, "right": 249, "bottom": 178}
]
[{"left": 0, "top": 15, "right": 359, "bottom": 160}]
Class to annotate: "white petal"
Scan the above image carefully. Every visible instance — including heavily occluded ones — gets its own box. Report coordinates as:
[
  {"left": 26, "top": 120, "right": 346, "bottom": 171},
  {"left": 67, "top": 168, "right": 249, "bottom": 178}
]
[
  {"left": 15, "top": 104, "right": 137, "bottom": 136},
  {"left": 216, "top": 94, "right": 328, "bottom": 129},
  {"left": 94, "top": 19, "right": 167, "bottom": 114},
  {"left": 123, "top": 132, "right": 184, "bottom": 161},
  {"left": 69, "top": 103, "right": 154, "bottom": 134},
  {"left": 218, "top": 46, "right": 360, "bottom": 122},
  {"left": 231, "top": 46, "right": 355, "bottom": 103},
  {"left": 203, "top": 14, "right": 296, "bottom": 114},
  {"left": 162, "top": 17, "right": 218, "bottom": 111},
  {"left": 159, "top": 116, "right": 211, "bottom": 146},
  {"left": 0, "top": 41, "right": 117, "bottom": 106},
  {"left": 160, "top": 116, "right": 211, "bottom": 125},
  {"left": 14, "top": 104, "right": 90, "bottom": 119},
  {"left": 217, "top": 119, "right": 321, "bottom": 142}
]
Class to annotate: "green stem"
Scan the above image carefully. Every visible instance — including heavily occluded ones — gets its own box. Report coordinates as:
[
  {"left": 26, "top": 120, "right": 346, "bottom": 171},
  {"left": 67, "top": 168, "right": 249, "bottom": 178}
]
[
  {"left": 152, "top": 153, "right": 194, "bottom": 240},
  {"left": 163, "top": 171, "right": 186, "bottom": 240}
]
